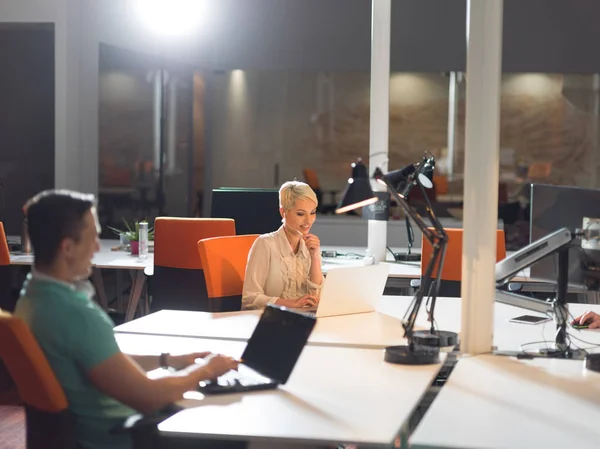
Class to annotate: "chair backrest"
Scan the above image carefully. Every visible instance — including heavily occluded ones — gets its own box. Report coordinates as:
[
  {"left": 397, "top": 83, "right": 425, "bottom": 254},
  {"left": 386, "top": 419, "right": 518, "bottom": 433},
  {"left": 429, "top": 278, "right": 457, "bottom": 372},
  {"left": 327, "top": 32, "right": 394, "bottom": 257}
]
[
  {"left": 433, "top": 175, "right": 448, "bottom": 195},
  {"left": 528, "top": 162, "right": 552, "bottom": 179},
  {"left": 154, "top": 217, "right": 236, "bottom": 270},
  {"left": 0, "top": 311, "right": 67, "bottom": 411},
  {"left": 151, "top": 218, "right": 236, "bottom": 312},
  {"left": 303, "top": 168, "right": 321, "bottom": 190},
  {"left": 0, "top": 311, "right": 78, "bottom": 449},
  {"left": 0, "top": 222, "right": 10, "bottom": 266},
  {"left": 421, "top": 227, "right": 506, "bottom": 282},
  {"left": 198, "top": 235, "right": 259, "bottom": 311}
]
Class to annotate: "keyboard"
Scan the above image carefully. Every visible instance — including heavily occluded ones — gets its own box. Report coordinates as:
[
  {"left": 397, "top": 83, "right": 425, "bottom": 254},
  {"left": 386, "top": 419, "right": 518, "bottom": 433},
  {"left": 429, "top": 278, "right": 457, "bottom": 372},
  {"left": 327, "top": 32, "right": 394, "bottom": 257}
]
[{"left": 198, "top": 364, "right": 276, "bottom": 395}]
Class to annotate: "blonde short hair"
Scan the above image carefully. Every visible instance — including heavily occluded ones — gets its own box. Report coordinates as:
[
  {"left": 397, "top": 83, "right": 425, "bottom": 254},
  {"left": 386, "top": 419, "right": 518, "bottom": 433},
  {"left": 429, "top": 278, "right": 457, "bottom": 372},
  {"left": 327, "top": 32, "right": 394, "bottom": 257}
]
[{"left": 279, "top": 181, "right": 318, "bottom": 211}]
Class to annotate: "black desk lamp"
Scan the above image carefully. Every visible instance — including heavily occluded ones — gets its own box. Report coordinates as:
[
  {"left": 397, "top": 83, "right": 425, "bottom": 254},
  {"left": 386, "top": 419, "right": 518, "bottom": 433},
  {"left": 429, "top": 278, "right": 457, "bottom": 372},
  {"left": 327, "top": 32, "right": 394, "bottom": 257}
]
[
  {"left": 383, "top": 156, "right": 436, "bottom": 262},
  {"left": 335, "top": 158, "right": 379, "bottom": 214},
  {"left": 336, "top": 155, "right": 454, "bottom": 364}
]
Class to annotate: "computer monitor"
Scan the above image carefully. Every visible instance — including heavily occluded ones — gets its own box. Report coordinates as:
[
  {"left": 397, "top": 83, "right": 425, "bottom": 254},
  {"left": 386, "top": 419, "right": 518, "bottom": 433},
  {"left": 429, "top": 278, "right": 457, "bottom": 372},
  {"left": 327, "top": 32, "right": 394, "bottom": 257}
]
[
  {"left": 211, "top": 188, "right": 282, "bottom": 235},
  {"left": 530, "top": 183, "right": 600, "bottom": 290}
]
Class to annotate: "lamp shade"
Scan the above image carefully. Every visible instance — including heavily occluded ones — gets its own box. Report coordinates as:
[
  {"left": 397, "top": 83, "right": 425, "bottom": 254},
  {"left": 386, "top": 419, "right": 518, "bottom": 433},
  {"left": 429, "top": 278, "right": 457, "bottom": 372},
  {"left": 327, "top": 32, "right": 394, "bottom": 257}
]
[
  {"left": 335, "top": 159, "right": 378, "bottom": 214},
  {"left": 380, "top": 164, "right": 416, "bottom": 191}
]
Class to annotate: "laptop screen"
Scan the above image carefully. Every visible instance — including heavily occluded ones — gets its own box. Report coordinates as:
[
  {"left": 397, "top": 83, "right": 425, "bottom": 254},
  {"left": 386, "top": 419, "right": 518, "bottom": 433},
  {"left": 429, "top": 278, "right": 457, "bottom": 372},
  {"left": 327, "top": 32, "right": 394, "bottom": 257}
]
[{"left": 241, "top": 305, "right": 316, "bottom": 384}]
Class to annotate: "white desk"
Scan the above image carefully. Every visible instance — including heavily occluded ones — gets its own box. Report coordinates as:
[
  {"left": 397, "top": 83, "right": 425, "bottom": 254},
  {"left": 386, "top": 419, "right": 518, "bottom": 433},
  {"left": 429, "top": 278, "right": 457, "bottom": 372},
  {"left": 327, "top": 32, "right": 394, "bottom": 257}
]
[
  {"left": 9, "top": 239, "right": 152, "bottom": 320},
  {"left": 115, "top": 307, "right": 409, "bottom": 349},
  {"left": 8, "top": 239, "right": 153, "bottom": 269},
  {"left": 115, "top": 295, "right": 600, "bottom": 352},
  {"left": 410, "top": 354, "right": 600, "bottom": 449},
  {"left": 115, "top": 333, "right": 445, "bottom": 447}
]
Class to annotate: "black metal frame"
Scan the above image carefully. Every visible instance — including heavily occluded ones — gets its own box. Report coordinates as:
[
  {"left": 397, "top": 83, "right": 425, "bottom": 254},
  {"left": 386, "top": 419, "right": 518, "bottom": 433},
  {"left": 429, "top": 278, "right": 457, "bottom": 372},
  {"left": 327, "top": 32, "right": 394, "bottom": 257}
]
[{"left": 374, "top": 159, "right": 448, "bottom": 344}]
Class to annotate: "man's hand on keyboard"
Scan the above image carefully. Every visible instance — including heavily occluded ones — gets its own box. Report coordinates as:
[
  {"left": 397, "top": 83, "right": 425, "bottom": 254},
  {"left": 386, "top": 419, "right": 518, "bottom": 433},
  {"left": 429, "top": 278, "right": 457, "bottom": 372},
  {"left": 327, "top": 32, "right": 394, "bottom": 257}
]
[{"left": 202, "top": 354, "right": 239, "bottom": 380}]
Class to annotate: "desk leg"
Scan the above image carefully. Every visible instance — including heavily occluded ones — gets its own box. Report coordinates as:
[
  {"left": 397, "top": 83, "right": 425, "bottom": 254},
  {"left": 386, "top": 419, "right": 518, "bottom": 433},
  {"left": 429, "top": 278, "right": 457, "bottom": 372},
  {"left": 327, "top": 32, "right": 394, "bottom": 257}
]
[
  {"left": 125, "top": 271, "right": 146, "bottom": 322},
  {"left": 116, "top": 270, "right": 124, "bottom": 312},
  {"left": 91, "top": 268, "right": 108, "bottom": 310}
]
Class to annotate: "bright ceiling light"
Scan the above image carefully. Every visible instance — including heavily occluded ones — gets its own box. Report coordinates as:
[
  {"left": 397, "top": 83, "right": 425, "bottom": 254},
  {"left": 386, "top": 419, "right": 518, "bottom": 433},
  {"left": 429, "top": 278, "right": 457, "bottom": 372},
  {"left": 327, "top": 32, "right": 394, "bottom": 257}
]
[{"left": 134, "top": 0, "right": 205, "bottom": 36}]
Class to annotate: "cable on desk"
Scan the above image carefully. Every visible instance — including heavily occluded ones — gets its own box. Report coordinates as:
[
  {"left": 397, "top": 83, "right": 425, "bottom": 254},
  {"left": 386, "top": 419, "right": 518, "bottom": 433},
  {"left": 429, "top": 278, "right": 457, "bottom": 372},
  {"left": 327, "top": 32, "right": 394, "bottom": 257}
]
[{"left": 386, "top": 246, "right": 396, "bottom": 260}]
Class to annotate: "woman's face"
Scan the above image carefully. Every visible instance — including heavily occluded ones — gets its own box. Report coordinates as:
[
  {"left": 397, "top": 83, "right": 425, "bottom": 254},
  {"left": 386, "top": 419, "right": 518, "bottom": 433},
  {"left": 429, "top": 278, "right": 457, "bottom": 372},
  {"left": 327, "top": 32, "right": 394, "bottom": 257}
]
[{"left": 281, "top": 198, "right": 317, "bottom": 235}]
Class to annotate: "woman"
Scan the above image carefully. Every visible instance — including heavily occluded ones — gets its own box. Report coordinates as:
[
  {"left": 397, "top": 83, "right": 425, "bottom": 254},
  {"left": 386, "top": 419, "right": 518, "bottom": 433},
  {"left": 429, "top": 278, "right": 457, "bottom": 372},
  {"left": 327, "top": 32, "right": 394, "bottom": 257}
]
[{"left": 242, "top": 181, "right": 323, "bottom": 309}]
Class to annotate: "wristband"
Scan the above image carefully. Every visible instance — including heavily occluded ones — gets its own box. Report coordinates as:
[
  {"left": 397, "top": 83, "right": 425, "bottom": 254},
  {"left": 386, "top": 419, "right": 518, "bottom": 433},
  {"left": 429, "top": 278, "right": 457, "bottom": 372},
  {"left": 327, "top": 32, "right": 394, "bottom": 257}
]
[{"left": 159, "top": 352, "right": 170, "bottom": 369}]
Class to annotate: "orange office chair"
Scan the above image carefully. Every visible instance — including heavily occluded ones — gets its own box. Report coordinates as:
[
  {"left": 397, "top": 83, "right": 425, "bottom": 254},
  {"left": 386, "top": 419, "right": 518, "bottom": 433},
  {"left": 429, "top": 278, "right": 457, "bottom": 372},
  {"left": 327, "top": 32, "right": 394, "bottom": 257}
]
[
  {"left": 151, "top": 217, "right": 236, "bottom": 312},
  {"left": 0, "top": 222, "right": 13, "bottom": 313},
  {"left": 303, "top": 168, "right": 339, "bottom": 214},
  {"left": 0, "top": 222, "right": 9, "bottom": 266},
  {"left": 0, "top": 311, "right": 77, "bottom": 449},
  {"left": 197, "top": 234, "right": 260, "bottom": 312},
  {"left": 421, "top": 228, "right": 506, "bottom": 297},
  {"left": 433, "top": 175, "right": 449, "bottom": 196}
]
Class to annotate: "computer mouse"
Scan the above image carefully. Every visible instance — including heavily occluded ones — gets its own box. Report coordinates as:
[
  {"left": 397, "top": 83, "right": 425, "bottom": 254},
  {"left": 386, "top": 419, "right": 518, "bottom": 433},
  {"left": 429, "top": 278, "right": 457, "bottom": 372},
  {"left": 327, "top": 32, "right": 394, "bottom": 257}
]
[{"left": 585, "top": 353, "right": 600, "bottom": 373}]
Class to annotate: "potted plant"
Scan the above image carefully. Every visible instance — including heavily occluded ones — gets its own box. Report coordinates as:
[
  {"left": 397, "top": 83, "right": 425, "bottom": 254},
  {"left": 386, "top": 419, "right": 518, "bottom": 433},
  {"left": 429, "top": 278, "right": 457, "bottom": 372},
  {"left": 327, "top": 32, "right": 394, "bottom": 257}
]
[{"left": 108, "top": 219, "right": 154, "bottom": 255}]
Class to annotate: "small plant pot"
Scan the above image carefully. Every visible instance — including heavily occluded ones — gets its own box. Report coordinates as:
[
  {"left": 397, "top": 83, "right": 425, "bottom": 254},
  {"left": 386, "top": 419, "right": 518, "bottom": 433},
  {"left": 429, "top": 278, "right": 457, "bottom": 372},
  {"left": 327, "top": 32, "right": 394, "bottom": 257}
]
[{"left": 130, "top": 241, "right": 139, "bottom": 255}]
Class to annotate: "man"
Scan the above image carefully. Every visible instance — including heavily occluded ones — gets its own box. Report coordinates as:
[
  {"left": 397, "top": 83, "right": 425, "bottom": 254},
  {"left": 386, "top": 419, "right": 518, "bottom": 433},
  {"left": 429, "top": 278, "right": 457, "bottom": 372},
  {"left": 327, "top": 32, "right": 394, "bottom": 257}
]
[
  {"left": 573, "top": 311, "right": 600, "bottom": 329},
  {"left": 14, "top": 189, "right": 238, "bottom": 449}
]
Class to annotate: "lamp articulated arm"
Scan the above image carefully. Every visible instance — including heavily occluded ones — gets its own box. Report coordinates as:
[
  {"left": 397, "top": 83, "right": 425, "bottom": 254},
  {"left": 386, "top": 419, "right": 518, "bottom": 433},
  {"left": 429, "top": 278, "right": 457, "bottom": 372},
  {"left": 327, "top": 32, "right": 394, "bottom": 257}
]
[{"left": 373, "top": 170, "right": 448, "bottom": 341}]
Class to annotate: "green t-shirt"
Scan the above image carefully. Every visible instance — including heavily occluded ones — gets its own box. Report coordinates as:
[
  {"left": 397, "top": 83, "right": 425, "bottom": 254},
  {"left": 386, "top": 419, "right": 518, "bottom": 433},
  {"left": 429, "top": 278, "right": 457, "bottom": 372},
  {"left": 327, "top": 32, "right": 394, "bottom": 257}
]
[{"left": 15, "top": 273, "right": 135, "bottom": 449}]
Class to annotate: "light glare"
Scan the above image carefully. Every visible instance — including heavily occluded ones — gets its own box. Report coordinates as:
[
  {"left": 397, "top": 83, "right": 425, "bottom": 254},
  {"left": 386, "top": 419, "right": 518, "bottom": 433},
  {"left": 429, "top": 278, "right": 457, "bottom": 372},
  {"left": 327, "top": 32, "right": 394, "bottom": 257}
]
[{"left": 134, "top": 0, "right": 204, "bottom": 36}]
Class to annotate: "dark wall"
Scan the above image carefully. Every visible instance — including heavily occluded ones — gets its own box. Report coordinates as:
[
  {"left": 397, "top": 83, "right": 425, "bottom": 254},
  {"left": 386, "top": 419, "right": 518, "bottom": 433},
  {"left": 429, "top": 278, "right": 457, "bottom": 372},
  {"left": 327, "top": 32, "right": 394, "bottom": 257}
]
[
  {"left": 206, "top": 0, "right": 600, "bottom": 73},
  {"left": 503, "top": 0, "right": 600, "bottom": 73},
  {"left": 209, "top": 0, "right": 466, "bottom": 71},
  {"left": 0, "top": 24, "right": 54, "bottom": 235}
]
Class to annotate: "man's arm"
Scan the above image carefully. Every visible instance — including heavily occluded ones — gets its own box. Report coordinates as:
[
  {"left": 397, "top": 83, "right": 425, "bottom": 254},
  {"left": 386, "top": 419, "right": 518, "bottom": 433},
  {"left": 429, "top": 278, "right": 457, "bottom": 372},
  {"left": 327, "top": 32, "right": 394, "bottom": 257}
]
[
  {"left": 87, "top": 352, "right": 236, "bottom": 415},
  {"left": 127, "top": 352, "right": 211, "bottom": 372}
]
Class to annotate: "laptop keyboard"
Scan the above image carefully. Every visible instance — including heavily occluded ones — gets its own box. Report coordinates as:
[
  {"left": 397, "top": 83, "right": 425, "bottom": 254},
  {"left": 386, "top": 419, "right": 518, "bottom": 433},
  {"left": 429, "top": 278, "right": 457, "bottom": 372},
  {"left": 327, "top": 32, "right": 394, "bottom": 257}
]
[{"left": 198, "top": 364, "right": 273, "bottom": 393}]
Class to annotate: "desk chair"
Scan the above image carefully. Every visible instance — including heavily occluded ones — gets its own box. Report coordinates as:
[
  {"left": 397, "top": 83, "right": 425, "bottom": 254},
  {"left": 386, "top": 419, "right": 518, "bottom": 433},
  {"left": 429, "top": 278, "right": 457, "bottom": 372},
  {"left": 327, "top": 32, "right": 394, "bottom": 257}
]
[
  {"left": 433, "top": 175, "right": 448, "bottom": 195},
  {"left": 151, "top": 217, "right": 236, "bottom": 312},
  {"left": 0, "top": 222, "right": 13, "bottom": 312},
  {"left": 419, "top": 228, "right": 506, "bottom": 297},
  {"left": 0, "top": 311, "right": 77, "bottom": 449},
  {"left": 198, "top": 234, "right": 259, "bottom": 312},
  {"left": 303, "top": 168, "right": 338, "bottom": 214}
]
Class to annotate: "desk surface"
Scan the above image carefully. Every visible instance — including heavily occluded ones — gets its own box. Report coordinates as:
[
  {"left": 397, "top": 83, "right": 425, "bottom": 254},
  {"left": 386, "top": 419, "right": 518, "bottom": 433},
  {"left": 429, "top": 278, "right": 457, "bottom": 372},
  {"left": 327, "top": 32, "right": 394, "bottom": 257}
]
[
  {"left": 410, "top": 354, "right": 600, "bottom": 449},
  {"left": 115, "top": 306, "right": 409, "bottom": 349},
  {"left": 9, "top": 239, "right": 152, "bottom": 270},
  {"left": 115, "top": 333, "right": 445, "bottom": 446},
  {"left": 115, "top": 295, "right": 600, "bottom": 352}
]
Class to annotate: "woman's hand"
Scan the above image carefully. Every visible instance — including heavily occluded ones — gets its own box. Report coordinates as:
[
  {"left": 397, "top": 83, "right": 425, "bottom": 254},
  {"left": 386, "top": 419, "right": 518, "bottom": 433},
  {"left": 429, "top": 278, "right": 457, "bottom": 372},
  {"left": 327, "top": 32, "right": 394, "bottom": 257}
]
[
  {"left": 168, "top": 352, "right": 212, "bottom": 370},
  {"left": 276, "top": 294, "right": 319, "bottom": 308},
  {"left": 303, "top": 233, "right": 321, "bottom": 256},
  {"left": 572, "top": 311, "right": 600, "bottom": 329}
]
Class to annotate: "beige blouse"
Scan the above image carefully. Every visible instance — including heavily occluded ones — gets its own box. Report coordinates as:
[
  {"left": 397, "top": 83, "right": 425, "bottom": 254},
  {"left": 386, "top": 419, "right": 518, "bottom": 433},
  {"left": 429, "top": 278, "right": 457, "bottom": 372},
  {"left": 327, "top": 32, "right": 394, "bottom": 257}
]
[{"left": 242, "top": 226, "right": 323, "bottom": 310}]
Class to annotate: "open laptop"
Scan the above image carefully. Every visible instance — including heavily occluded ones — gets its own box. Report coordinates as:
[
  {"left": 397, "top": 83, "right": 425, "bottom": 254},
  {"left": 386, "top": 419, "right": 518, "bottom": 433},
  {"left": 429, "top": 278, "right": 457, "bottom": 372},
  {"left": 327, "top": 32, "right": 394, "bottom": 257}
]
[
  {"left": 301, "top": 263, "right": 390, "bottom": 318},
  {"left": 197, "top": 305, "right": 316, "bottom": 395}
]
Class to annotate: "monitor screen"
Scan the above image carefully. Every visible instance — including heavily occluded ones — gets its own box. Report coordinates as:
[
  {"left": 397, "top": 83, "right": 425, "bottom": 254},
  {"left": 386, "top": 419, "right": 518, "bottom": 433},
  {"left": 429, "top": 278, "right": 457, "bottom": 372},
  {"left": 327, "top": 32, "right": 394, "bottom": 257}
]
[
  {"left": 211, "top": 188, "right": 282, "bottom": 235},
  {"left": 241, "top": 305, "right": 316, "bottom": 384},
  {"left": 530, "top": 183, "right": 600, "bottom": 289}
]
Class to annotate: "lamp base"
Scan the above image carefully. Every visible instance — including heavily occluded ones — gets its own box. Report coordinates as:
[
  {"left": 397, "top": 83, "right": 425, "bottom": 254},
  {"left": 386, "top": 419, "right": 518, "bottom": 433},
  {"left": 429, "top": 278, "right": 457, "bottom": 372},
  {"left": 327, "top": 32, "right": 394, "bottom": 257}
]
[
  {"left": 394, "top": 252, "right": 421, "bottom": 262},
  {"left": 537, "top": 346, "right": 586, "bottom": 360},
  {"left": 412, "top": 330, "right": 459, "bottom": 349},
  {"left": 384, "top": 344, "right": 440, "bottom": 365},
  {"left": 585, "top": 353, "right": 600, "bottom": 372}
]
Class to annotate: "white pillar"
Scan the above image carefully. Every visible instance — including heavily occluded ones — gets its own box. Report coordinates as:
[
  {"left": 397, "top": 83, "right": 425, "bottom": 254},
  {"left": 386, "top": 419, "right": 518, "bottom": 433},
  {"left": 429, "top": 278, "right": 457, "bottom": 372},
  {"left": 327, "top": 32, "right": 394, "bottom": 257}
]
[
  {"left": 151, "top": 69, "right": 163, "bottom": 171},
  {"left": 446, "top": 72, "right": 458, "bottom": 181},
  {"left": 367, "top": 0, "right": 391, "bottom": 263},
  {"left": 53, "top": 0, "right": 99, "bottom": 195},
  {"left": 167, "top": 76, "right": 178, "bottom": 174},
  {"left": 461, "top": 0, "right": 504, "bottom": 355}
]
